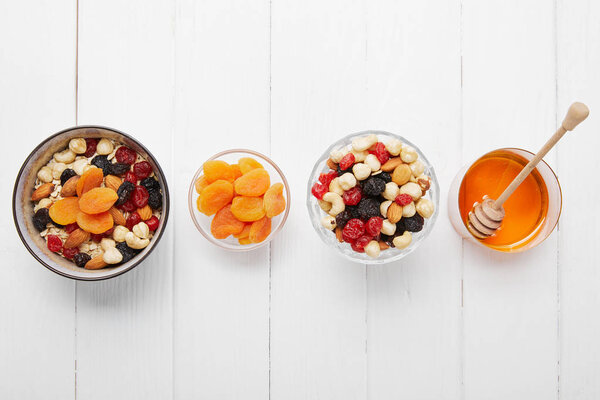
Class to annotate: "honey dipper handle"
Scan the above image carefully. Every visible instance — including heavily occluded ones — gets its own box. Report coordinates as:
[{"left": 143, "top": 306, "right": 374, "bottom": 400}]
[{"left": 495, "top": 102, "right": 590, "bottom": 208}]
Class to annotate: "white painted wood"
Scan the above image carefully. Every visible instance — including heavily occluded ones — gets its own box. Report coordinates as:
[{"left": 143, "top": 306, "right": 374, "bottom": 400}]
[
  {"left": 461, "top": 1, "right": 559, "bottom": 398},
  {"left": 364, "top": 1, "right": 463, "bottom": 398},
  {"left": 172, "top": 0, "right": 270, "bottom": 399},
  {"left": 557, "top": 1, "right": 600, "bottom": 398},
  {"left": 75, "top": 1, "right": 174, "bottom": 399},
  {"left": 0, "top": 1, "right": 77, "bottom": 398},
  {"left": 270, "top": 1, "right": 368, "bottom": 399}
]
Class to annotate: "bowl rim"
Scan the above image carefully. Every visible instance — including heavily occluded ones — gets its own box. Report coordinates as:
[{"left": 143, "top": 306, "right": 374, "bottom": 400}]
[
  {"left": 188, "top": 148, "right": 291, "bottom": 251},
  {"left": 306, "top": 130, "right": 440, "bottom": 265},
  {"left": 12, "top": 124, "right": 171, "bottom": 281}
]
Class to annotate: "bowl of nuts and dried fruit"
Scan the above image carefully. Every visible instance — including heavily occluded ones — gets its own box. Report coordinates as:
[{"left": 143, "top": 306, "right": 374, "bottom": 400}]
[
  {"left": 307, "top": 131, "right": 439, "bottom": 264},
  {"left": 189, "top": 149, "right": 290, "bottom": 251},
  {"left": 12, "top": 126, "right": 170, "bottom": 280}
]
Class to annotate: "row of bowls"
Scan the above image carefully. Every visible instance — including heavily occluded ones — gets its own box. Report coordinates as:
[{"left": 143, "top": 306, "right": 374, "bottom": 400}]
[{"left": 13, "top": 126, "right": 439, "bottom": 280}]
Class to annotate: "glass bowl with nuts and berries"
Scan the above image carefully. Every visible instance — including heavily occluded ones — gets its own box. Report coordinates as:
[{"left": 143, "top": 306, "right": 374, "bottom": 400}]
[
  {"left": 188, "top": 149, "right": 291, "bottom": 251},
  {"left": 307, "top": 131, "right": 439, "bottom": 264},
  {"left": 12, "top": 126, "right": 170, "bottom": 280}
]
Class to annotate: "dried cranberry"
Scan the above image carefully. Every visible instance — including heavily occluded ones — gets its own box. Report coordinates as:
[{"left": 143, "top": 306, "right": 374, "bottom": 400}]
[
  {"left": 372, "top": 142, "right": 390, "bottom": 164},
  {"left": 91, "top": 233, "right": 104, "bottom": 242},
  {"left": 342, "top": 218, "right": 365, "bottom": 242},
  {"left": 395, "top": 193, "right": 413, "bottom": 206},
  {"left": 146, "top": 216, "right": 159, "bottom": 231},
  {"left": 318, "top": 171, "right": 338, "bottom": 187},
  {"left": 84, "top": 138, "right": 98, "bottom": 157},
  {"left": 339, "top": 153, "right": 356, "bottom": 171},
  {"left": 125, "top": 171, "right": 138, "bottom": 184},
  {"left": 47, "top": 235, "right": 63, "bottom": 252},
  {"left": 103, "top": 227, "right": 114, "bottom": 237},
  {"left": 119, "top": 199, "right": 137, "bottom": 213},
  {"left": 133, "top": 161, "right": 153, "bottom": 180},
  {"left": 126, "top": 212, "right": 142, "bottom": 230},
  {"left": 132, "top": 185, "right": 149, "bottom": 208},
  {"left": 65, "top": 223, "right": 79, "bottom": 234},
  {"left": 62, "top": 246, "right": 79, "bottom": 259},
  {"left": 343, "top": 186, "right": 362, "bottom": 205},
  {"left": 115, "top": 146, "right": 137, "bottom": 165},
  {"left": 351, "top": 235, "right": 372, "bottom": 253},
  {"left": 311, "top": 182, "right": 328, "bottom": 199},
  {"left": 365, "top": 217, "right": 383, "bottom": 236}
]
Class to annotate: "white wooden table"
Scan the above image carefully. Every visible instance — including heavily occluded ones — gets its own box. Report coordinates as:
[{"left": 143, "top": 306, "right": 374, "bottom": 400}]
[{"left": 2, "top": 0, "right": 599, "bottom": 398}]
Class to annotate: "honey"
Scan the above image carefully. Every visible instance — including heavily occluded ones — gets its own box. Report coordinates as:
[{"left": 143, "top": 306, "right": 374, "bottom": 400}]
[{"left": 458, "top": 149, "right": 549, "bottom": 251}]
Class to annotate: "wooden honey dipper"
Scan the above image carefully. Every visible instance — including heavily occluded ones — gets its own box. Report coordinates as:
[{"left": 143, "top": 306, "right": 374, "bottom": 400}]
[{"left": 467, "top": 102, "right": 590, "bottom": 240}]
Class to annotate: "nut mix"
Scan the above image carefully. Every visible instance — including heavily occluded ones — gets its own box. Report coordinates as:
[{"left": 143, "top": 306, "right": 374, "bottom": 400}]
[
  {"left": 311, "top": 133, "right": 435, "bottom": 258},
  {"left": 30, "top": 137, "right": 163, "bottom": 270},
  {"left": 195, "top": 157, "right": 286, "bottom": 244}
]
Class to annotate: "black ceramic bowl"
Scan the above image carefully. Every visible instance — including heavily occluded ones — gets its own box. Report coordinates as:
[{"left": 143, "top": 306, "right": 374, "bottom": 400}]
[{"left": 12, "top": 126, "right": 170, "bottom": 280}]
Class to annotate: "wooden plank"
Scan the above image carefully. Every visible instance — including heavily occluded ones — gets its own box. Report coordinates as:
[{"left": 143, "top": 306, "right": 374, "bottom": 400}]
[
  {"left": 0, "top": 1, "right": 77, "bottom": 398},
  {"left": 75, "top": 1, "right": 174, "bottom": 398},
  {"left": 270, "top": 1, "right": 368, "bottom": 399},
  {"left": 461, "top": 1, "right": 558, "bottom": 398},
  {"left": 172, "top": 0, "right": 271, "bottom": 398},
  {"left": 557, "top": 0, "right": 600, "bottom": 397},
  {"left": 364, "top": 1, "right": 463, "bottom": 398}
]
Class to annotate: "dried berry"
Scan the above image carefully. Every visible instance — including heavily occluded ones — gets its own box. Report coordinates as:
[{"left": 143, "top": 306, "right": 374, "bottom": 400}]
[
  {"left": 60, "top": 168, "right": 77, "bottom": 186},
  {"left": 380, "top": 234, "right": 395, "bottom": 247},
  {"left": 62, "top": 246, "right": 79, "bottom": 260},
  {"left": 108, "top": 162, "right": 130, "bottom": 176},
  {"left": 132, "top": 185, "right": 149, "bottom": 208},
  {"left": 84, "top": 138, "right": 98, "bottom": 158},
  {"left": 90, "top": 233, "right": 104, "bottom": 242},
  {"left": 339, "top": 153, "right": 355, "bottom": 171},
  {"left": 32, "top": 208, "right": 52, "bottom": 231},
  {"left": 47, "top": 235, "right": 63, "bottom": 252},
  {"left": 375, "top": 171, "right": 391, "bottom": 183},
  {"left": 395, "top": 219, "right": 406, "bottom": 235},
  {"left": 372, "top": 142, "right": 390, "bottom": 164},
  {"left": 125, "top": 171, "right": 138, "bottom": 184},
  {"left": 342, "top": 218, "right": 365, "bottom": 242},
  {"left": 115, "top": 181, "right": 135, "bottom": 206},
  {"left": 133, "top": 161, "right": 153, "bottom": 180},
  {"left": 365, "top": 217, "right": 383, "bottom": 236},
  {"left": 65, "top": 222, "right": 79, "bottom": 234},
  {"left": 351, "top": 235, "right": 372, "bottom": 253},
  {"left": 126, "top": 212, "right": 142, "bottom": 230},
  {"left": 147, "top": 189, "right": 162, "bottom": 209},
  {"left": 335, "top": 209, "right": 352, "bottom": 229},
  {"left": 119, "top": 199, "right": 137, "bottom": 213},
  {"left": 91, "top": 155, "right": 111, "bottom": 176},
  {"left": 311, "top": 182, "right": 327, "bottom": 200},
  {"left": 146, "top": 216, "right": 159, "bottom": 231},
  {"left": 343, "top": 186, "right": 362, "bottom": 206},
  {"left": 357, "top": 198, "right": 381, "bottom": 220},
  {"left": 404, "top": 213, "right": 424, "bottom": 232},
  {"left": 116, "top": 241, "right": 139, "bottom": 263},
  {"left": 362, "top": 177, "right": 386, "bottom": 197},
  {"left": 73, "top": 253, "right": 91, "bottom": 268},
  {"left": 318, "top": 171, "right": 338, "bottom": 187},
  {"left": 395, "top": 193, "right": 413, "bottom": 206},
  {"left": 115, "top": 146, "right": 137, "bottom": 165},
  {"left": 140, "top": 177, "right": 160, "bottom": 192}
]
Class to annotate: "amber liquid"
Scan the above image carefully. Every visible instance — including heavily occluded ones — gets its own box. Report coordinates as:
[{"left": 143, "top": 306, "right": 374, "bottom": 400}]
[{"left": 458, "top": 150, "right": 549, "bottom": 251}]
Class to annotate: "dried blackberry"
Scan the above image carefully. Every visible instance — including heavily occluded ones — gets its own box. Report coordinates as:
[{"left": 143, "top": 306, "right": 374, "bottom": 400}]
[
  {"left": 362, "top": 177, "right": 386, "bottom": 197},
  {"left": 140, "top": 177, "right": 160, "bottom": 192},
  {"left": 32, "top": 208, "right": 52, "bottom": 231},
  {"left": 60, "top": 168, "right": 77, "bottom": 185},
  {"left": 91, "top": 155, "right": 111, "bottom": 176},
  {"left": 108, "top": 162, "right": 130, "bottom": 176},
  {"left": 403, "top": 213, "right": 424, "bottom": 232},
  {"left": 115, "top": 181, "right": 135, "bottom": 206},
  {"left": 357, "top": 198, "right": 380, "bottom": 220},
  {"left": 335, "top": 209, "right": 353, "bottom": 228},
  {"left": 73, "top": 253, "right": 91, "bottom": 268},
  {"left": 346, "top": 205, "right": 360, "bottom": 219},
  {"left": 395, "top": 219, "right": 406, "bottom": 235},
  {"left": 116, "top": 241, "right": 139, "bottom": 263},
  {"left": 374, "top": 171, "right": 391, "bottom": 183},
  {"left": 147, "top": 189, "right": 162, "bottom": 209}
]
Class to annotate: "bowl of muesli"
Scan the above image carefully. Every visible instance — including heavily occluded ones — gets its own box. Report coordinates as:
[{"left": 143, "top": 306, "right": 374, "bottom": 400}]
[{"left": 12, "top": 126, "right": 170, "bottom": 280}]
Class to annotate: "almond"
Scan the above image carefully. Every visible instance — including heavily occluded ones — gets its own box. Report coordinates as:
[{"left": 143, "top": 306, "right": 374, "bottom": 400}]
[
  {"left": 61, "top": 176, "right": 80, "bottom": 197},
  {"left": 108, "top": 207, "right": 127, "bottom": 226},
  {"left": 31, "top": 183, "right": 54, "bottom": 201},
  {"left": 335, "top": 226, "right": 343, "bottom": 242},
  {"left": 64, "top": 228, "right": 90, "bottom": 249},
  {"left": 387, "top": 202, "right": 403, "bottom": 224},
  {"left": 378, "top": 241, "right": 390, "bottom": 250},
  {"left": 137, "top": 205, "right": 152, "bottom": 221},
  {"left": 326, "top": 158, "right": 338, "bottom": 170},
  {"left": 104, "top": 175, "right": 122, "bottom": 192},
  {"left": 381, "top": 157, "right": 404, "bottom": 172},
  {"left": 85, "top": 255, "right": 108, "bottom": 270},
  {"left": 391, "top": 164, "right": 412, "bottom": 185}
]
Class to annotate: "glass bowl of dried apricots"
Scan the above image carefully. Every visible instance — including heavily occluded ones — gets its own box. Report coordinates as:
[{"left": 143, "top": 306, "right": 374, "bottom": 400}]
[{"left": 188, "top": 149, "right": 290, "bottom": 251}]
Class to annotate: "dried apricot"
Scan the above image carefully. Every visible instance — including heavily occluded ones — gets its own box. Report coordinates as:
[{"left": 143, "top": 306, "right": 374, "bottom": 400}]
[
  {"left": 203, "top": 160, "right": 236, "bottom": 183},
  {"left": 194, "top": 175, "right": 209, "bottom": 194},
  {"left": 249, "top": 216, "right": 271, "bottom": 243},
  {"left": 198, "top": 180, "right": 234, "bottom": 216},
  {"left": 238, "top": 238, "right": 252, "bottom": 245},
  {"left": 234, "top": 168, "right": 270, "bottom": 197},
  {"left": 233, "top": 224, "right": 251, "bottom": 239},
  {"left": 238, "top": 157, "right": 263, "bottom": 174},
  {"left": 210, "top": 205, "right": 246, "bottom": 239},
  {"left": 231, "top": 196, "right": 265, "bottom": 222},
  {"left": 79, "top": 187, "right": 118, "bottom": 214},
  {"left": 76, "top": 210, "right": 114, "bottom": 234},
  {"left": 76, "top": 167, "right": 104, "bottom": 196},
  {"left": 231, "top": 164, "right": 243, "bottom": 180},
  {"left": 263, "top": 183, "right": 286, "bottom": 218},
  {"left": 49, "top": 197, "right": 80, "bottom": 225}
]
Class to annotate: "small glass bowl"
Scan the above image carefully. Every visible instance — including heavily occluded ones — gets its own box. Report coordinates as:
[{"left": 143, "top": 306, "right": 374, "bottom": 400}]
[
  {"left": 306, "top": 130, "right": 440, "bottom": 265},
  {"left": 188, "top": 149, "right": 291, "bottom": 251}
]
